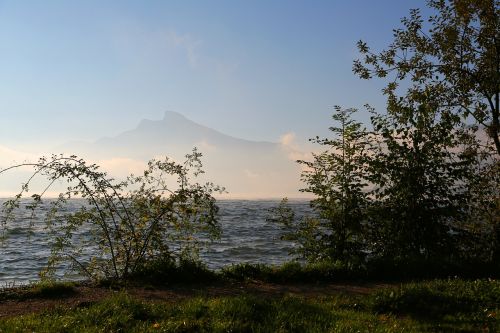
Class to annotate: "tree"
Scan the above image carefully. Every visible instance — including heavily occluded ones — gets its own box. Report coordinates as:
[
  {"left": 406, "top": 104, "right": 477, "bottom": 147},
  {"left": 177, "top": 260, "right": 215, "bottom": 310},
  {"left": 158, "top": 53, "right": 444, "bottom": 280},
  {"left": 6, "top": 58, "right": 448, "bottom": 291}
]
[
  {"left": 0, "top": 149, "right": 224, "bottom": 281},
  {"left": 354, "top": 0, "right": 500, "bottom": 156},
  {"left": 270, "top": 107, "right": 371, "bottom": 264},
  {"left": 462, "top": 157, "right": 500, "bottom": 261},
  {"left": 367, "top": 102, "right": 476, "bottom": 260}
]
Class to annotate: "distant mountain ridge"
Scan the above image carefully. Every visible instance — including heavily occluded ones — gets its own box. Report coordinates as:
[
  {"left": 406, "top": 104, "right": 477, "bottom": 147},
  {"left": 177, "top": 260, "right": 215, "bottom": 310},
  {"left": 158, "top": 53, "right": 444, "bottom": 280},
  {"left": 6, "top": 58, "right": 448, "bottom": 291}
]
[
  {"left": 97, "top": 111, "right": 275, "bottom": 150},
  {"left": 58, "top": 111, "right": 304, "bottom": 198}
]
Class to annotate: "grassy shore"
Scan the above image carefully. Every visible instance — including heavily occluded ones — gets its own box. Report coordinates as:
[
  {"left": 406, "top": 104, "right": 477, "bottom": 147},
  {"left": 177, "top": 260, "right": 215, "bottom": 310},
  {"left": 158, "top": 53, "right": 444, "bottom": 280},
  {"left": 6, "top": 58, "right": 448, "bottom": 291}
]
[{"left": 0, "top": 276, "right": 498, "bottom": 332}]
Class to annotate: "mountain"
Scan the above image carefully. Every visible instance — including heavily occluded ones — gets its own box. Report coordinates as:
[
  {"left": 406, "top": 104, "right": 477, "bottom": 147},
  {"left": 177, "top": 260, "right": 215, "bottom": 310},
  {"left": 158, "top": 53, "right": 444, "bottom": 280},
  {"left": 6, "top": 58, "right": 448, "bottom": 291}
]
[{"left": 58, "top": 111, "right": 305, "bottom": 198}]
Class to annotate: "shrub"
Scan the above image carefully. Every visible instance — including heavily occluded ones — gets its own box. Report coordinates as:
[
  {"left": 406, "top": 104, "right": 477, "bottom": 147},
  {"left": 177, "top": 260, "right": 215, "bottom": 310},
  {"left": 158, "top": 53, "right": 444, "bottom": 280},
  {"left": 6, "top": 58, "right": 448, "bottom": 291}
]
[
  {"left": 220, "top": 263, "right": 273, "bottom": 281},
  {"left": 221, "top": 261, "right": 368, "bottom": 283},
  {"left": 0, "top": 148, "right": 224, "bottom": 281},
  {"left": 31, "top": 281, "right": 77, "bottom": 298},
  {"left": 269, "top": 107, "right": 371, "bottom": 265},
  {"left": 131, "top": 257, "right": 217, "bottom": 285}
]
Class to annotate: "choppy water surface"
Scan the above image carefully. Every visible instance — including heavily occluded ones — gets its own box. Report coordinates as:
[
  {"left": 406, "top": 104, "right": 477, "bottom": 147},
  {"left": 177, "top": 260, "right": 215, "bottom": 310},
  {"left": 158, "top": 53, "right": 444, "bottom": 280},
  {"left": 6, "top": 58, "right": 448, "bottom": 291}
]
[{"left": 0, "top": 199, "right": 311, "bottom": 285}]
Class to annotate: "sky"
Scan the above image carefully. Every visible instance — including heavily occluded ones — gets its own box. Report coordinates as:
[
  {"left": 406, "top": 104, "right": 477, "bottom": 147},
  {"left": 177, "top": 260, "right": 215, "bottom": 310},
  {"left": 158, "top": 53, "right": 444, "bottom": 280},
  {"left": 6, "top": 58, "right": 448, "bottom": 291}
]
[
  {"left": 0, "top": 0, "right": 435, "bottom": 147},
  {"left": 0, "top": 1, "right": 435, "bottom": 197}
]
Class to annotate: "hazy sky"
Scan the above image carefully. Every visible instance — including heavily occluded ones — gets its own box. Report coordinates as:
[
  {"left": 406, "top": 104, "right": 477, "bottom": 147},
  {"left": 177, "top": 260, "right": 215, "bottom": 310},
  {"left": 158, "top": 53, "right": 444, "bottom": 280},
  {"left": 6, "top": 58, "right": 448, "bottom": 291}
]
[{"left": 0, "top": 0, "right": 434, "bottom": 149}]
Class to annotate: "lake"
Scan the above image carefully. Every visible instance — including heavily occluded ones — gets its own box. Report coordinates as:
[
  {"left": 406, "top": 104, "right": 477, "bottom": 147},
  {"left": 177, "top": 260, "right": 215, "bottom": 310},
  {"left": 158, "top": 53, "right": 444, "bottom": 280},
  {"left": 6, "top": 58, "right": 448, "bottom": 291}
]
[{"left": 0, "top": 199, "right": 312, "bottom": 285}]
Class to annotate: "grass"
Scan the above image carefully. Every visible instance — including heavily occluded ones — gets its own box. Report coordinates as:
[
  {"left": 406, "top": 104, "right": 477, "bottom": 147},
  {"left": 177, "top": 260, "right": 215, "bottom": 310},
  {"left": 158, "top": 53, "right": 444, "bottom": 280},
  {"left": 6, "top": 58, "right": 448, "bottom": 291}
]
[
  {"left": 0, "top": 279, "right": 498, "bottom": 332},
  {"left": 369, "top": 279, "right": 500, "bottom": 331},
  {"left": 0, "top": 292, "right": 416, "bottom": 332}
]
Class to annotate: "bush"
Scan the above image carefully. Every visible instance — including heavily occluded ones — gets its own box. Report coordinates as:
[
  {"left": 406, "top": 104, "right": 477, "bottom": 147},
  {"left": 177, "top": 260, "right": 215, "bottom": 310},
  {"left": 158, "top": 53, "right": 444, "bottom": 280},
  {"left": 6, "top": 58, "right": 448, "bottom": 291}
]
[
  {"left": 131, "top": 257, "right": 217, "bottom": 285},
  {"left": 32, "top": 281, "right": 77, "bottom": 298},
  {"left": 221, "top": 261, "right": 368, "bottom": 283},
  {"left": 0, "top": 281, "right": 76, "bottom": 301},
  {"left": 269, "top": 107, "right": 371, "bottom": 265},
  {"left": 0, "top": 149, "right": 224, "bottom": 281},
  {"left": 220, "top": 263, "right": 273, "bottom": 281}
]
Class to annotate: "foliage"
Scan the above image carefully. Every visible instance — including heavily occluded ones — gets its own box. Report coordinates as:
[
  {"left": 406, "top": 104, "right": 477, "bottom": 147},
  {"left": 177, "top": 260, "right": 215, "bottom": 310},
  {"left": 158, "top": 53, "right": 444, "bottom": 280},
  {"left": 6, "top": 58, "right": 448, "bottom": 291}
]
[
  {"left": 30, "top": 280, "right": 78, "bottom": 299},
  {"left": 354, "top": 0, "right": 500, "bottom": 156},
  {"left": 462, "top": 158, "right": 500, "bottom": 261},
  {"left": 366, "top": 103, "right": 477, "bottom": 260},
  {"left": 220, "top": 261, "right": 363, "bottom": 283},
  {"left": 271, "top": 102, "right": 482, "bottom": 265},
  {"left": 269, "top": 107, "right": 371, "bottom": 265},
  {"left": 130, "top": 257, "right": 217, "bottom": 285},
  {"left": 0, "top": 149, "right": 224, "bottom": 281},
  {"left": 220, "top": 259, "right": 500, "bottom": 283},
  {"left": 347, "top": 0, "right": 500, "bottom": 265},
  {"left": 221, "top": 262, "right": 274, "bottom": 281}
]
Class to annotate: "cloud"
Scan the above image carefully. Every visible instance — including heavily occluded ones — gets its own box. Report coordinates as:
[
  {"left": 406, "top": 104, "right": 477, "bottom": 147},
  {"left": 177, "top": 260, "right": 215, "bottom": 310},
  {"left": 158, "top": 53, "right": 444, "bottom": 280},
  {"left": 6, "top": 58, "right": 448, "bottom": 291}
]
[
  {"left": 279, "top": 132, "right": 313, "bottom": 163},
  {"left": 280, "top": 132, "right": 296, "bottom": 146}
]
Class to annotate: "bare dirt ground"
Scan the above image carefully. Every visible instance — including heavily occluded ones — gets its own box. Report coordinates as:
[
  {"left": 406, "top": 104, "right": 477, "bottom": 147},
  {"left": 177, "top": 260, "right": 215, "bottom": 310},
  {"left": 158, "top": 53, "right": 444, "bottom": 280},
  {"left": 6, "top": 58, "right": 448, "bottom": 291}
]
[{"left": 0, "top": 281, "right": 389, "bottom": 318}]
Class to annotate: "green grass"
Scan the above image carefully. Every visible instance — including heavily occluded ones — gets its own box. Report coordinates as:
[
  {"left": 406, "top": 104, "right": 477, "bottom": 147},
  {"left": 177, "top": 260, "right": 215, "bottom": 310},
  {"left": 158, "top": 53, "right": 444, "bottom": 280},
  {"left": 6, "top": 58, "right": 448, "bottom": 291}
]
[
  {"left": 0, "top": 279, "right": 498, "bottom": 332},
  {"left": 0, "top": 293, "right": 417, "bottom": 332},
  {"left": 369, "top": 279, "right": 500, "bottom": 331}
]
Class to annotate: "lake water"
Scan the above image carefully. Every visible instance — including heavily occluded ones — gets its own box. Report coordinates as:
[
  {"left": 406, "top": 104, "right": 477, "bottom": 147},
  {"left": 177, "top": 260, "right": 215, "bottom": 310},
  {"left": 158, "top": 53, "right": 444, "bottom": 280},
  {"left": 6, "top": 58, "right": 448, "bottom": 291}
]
[{"left": 0, "top": 199, "right": 311, "bottom": 285}]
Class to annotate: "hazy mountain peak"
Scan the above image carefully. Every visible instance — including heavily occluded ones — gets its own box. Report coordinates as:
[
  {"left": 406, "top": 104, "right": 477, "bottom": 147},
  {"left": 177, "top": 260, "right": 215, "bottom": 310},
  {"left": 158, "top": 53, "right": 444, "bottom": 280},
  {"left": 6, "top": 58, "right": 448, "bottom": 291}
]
[
  {"left": 55, "top": 110, "right": 304, "bottom": 198},
  {"left": 162, "top": 110, "right": 189, "bottom": 122}
]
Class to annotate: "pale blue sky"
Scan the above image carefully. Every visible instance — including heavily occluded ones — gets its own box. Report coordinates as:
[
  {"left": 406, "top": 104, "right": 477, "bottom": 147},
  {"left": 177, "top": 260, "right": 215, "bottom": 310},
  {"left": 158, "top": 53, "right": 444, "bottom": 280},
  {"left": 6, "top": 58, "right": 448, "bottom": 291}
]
[{"left": 0, "top": 0, "right": 432, "bottom": 149}]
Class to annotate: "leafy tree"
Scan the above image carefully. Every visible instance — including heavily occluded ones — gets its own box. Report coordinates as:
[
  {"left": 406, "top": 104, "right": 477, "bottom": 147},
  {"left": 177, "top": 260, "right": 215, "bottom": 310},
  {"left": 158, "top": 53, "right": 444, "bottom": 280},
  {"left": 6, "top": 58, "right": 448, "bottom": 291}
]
[
  {"left": 0, "top": 149, "right": 224, "bottom": 281},
  {"left": 367, "top": 102, "right": 476, "bottom": 260},
  {"left": 354, "top": 0, "right": 500, "bottom": 156},
  {"left": 462, "top": 156, "right": 500, "bottom": 261},
  {"left": 270, "top": 107, "right": 371, "bottom": 264}
]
